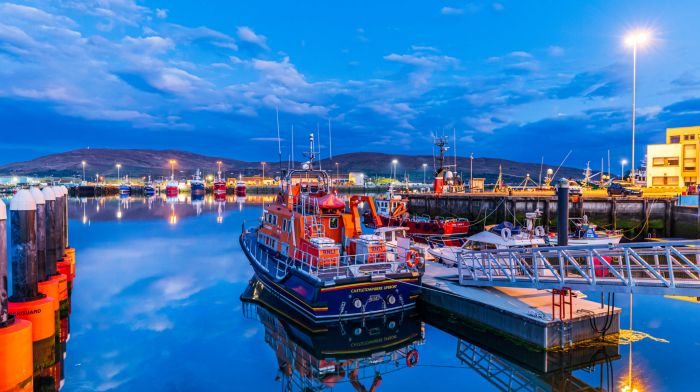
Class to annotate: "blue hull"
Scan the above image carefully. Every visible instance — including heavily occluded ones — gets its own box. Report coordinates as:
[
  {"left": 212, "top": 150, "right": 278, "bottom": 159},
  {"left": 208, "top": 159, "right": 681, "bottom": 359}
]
[
  {"left": 240, "top": 232, "right": 421, "bottom": 321},
  {"left": 190, "top": 183, "right": 205, "bottom": 195}
]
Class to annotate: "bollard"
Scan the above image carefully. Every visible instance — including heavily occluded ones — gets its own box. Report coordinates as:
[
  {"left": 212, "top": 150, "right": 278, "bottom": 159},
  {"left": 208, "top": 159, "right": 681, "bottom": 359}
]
[
  {"left": 61, "top": 185, "right": 69, "bottom": 251},
  {"left": 0, "top": 203, "right": 36, "bottom": 392},
  {"left": 7, "top": 190, "right": 57, "bottom": 387},
  {"left": 556, "top": 178, "right": 569, "bottom": 247},
  {"left": 29, "top": 188, "right": 47, "bottom": 282},
  {"left": 49, "top": 187, "right": 70, "bottom": 349},
  {"left": 10, "top": 190, "right": 39, "bottom": 300},
  {"left": 32, "top": 187, "right": 64, "bottom": 391},
  {"left": 42, "top": 187, "right": 59, "bottom": 277},
  {"left": 51, "top": 186, "right": 65, "bottom": 264}
]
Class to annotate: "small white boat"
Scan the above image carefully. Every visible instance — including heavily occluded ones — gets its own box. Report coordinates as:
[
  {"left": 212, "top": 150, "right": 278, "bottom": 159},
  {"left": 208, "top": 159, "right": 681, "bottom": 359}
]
[
  {"left": 548, "top": 216, "right": 623, "bottom": 246},
  {"left": 428, "top": 212, "right": 546, "bottom": 266}
]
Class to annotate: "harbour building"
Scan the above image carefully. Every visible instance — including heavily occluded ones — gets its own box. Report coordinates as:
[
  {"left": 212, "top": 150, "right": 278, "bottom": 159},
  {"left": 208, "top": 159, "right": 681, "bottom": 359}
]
[{"left": 646, "top": 126, "right": 699, "bottom": 188}]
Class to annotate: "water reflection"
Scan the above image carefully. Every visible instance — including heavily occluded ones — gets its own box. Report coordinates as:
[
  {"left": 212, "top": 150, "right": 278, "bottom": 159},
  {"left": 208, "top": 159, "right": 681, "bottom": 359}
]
[
  {"left": 422, "top": 308, "right": 621, "bottom": 392},
  {"left": 241, "top": 278, "right": 424, "bottom": 391},
  {"left": 60, "top": 196, "right": 695, "bottom": 391}
]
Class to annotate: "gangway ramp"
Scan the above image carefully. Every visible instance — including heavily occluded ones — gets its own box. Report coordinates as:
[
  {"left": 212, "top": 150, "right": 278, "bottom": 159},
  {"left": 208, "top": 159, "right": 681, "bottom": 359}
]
[{"left": 455, "top": 241, "right": 700, "bottom": 296}]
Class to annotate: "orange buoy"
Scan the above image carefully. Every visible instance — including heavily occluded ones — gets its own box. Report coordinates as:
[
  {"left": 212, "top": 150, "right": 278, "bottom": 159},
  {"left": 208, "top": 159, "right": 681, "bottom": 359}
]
[
  {"left": 1, "top": 198, "right": 34, "bottom": 392},
  {"left": 0, "top": 317, "right": 34, "bottom": 392},
  {"left": 9, "top": 296, "right": 56, "bottom": 370}
]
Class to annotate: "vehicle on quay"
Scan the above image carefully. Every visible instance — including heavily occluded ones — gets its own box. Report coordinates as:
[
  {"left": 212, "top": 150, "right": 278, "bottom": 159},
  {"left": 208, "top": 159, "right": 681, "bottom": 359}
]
[
  {"left": 239, "top": 133, "right": 423, "bottom": 321},
  {"left": 607, "top": 182, "right": 643, "bottom": 197}
]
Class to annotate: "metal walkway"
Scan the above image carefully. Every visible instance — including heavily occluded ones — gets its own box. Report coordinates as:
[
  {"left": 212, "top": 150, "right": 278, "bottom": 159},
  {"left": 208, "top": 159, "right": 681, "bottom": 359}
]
[{"left": 455, "top": 241, "right": 700, "bottom": 295}]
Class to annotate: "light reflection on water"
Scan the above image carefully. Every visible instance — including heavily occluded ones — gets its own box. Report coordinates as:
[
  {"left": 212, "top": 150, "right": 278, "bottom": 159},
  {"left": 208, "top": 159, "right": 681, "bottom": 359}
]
[{"left": 59, "top": 196, "right": 699, "bottom": 391}]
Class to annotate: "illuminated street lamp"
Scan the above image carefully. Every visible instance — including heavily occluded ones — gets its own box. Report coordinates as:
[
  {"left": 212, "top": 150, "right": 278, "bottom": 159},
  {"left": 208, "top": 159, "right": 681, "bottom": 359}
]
[
  {"left": 422, "top": 163, "right": 428, "bottom": 185},
  {"left": 391, "top": 159, "right": 398, "bottom": 181},
  {"left": 621, "top": 159, "right": 628, "bottom": 180},
  {"left": 81, "top": 160, "right": 86, "bottom": 181},
  {"left": 116, "top": 163, "right": 122, "bottom": 182},
  {"left": 624, "top": 29, "right": 651, "bottom": 185}
]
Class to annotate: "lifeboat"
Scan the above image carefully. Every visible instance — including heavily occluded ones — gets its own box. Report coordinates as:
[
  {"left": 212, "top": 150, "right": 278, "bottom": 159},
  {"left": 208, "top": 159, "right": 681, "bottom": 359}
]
[{"left": 239, "top": 133, "right": 423, "bottom": 321}]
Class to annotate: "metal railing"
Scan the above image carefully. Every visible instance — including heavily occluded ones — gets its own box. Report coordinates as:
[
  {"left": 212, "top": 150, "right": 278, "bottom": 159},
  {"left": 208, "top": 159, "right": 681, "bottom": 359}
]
[
  {"left": 456, "top": 240, "right": 700, "bottom": 295},
  {"left": 242, "top": 233, "right": 414, "bottom": 281}
]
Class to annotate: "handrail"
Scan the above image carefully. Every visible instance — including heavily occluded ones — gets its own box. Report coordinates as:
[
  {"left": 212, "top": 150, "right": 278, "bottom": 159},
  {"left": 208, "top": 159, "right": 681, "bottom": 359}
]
[
  {"left": 455, "top": 240, "right": 700, "bottom": 295},
  {"left": 244, "top": 234, "right": 415, "bottom": 279}
]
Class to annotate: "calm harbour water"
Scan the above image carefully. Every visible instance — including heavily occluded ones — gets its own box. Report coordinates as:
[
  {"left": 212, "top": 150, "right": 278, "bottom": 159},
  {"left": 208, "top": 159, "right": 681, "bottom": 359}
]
[{"left": 48, "top": 196, "right": 700, "bottom": 391}]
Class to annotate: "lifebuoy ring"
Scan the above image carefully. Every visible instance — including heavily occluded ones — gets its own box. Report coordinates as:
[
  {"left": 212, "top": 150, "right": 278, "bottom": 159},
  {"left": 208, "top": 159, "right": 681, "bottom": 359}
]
[
  {"left": 534, "top": 226, "right": 545, "bottom": 237},
  {"left": 406, "top": 250, "right": 419, "bottom": 268},
  {"left": 501, "top": 227, "right": 512, "bottom": 240},
  {"left": 406, "top": 349, "right": 419, "bottom": 367}
]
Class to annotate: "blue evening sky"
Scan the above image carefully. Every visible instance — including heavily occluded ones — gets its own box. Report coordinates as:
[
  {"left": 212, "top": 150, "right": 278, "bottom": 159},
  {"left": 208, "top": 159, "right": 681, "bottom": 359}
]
[{"left": 1, "top": 0, "right": 700, "bottom": 166}]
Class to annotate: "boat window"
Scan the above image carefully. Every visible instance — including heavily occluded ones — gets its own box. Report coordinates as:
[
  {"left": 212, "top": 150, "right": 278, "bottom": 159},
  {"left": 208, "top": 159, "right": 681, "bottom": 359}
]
[{"left": 329, "top": 217, "right": 339, "bottom": 229}]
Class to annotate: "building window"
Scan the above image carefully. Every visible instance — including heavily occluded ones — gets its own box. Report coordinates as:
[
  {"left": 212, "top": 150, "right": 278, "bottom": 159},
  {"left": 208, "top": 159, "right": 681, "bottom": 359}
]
[
  {"left": 652, "top": 157, "right": 679, "bottom": 167},
  {"left": 683, "top": 158, "right": 696, "bottom": 171},
  {"left": 652, "top": 176, "right": 679, "bottom": 186},
  {"left": 670, "top": 136, "right": 681, "bottom": 143}
]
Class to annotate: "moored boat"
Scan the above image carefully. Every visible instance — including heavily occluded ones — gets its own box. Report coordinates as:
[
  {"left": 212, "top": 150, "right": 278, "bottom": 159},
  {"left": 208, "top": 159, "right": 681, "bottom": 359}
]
[
  {"left": 190, "top": 169, "right": 205, "bottom": 195},
  {"left": 547, "top": 216, "right": 623, "bottom": 246},
  {"left": 235, "top": 174, "right": 246, "bottom": 196},
  {"left": 119, "top": 175, "right": 131, "bottom": 196},
  {"left": 370, "top": 187, "right": 470, "bottom": 246},
  {"left": 240, "top": 133, "right": 423, "bottom": 321},
  {"left": 144, "top": 175, "right": 156, "bottom": 196},
  {"left": 213, "top": 160, "right": 227, "bottom": 196}
]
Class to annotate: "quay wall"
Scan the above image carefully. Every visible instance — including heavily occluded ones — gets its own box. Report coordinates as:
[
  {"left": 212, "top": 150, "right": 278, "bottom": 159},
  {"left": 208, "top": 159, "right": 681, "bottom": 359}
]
[{"left": 406, "top": 194, "right": 689, "bottom": 238}]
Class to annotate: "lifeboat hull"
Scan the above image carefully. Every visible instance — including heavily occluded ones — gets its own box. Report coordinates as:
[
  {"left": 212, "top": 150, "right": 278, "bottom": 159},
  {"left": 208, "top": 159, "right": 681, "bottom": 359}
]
[{"left": 240, "top": 232, "right": 420, "bottom": 321}]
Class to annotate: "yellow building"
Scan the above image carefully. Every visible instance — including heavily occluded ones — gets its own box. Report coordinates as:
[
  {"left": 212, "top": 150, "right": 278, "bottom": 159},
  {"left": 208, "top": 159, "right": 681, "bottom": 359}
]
[{"left": 647, "top": 126, "right": 699, "bottom": 188}]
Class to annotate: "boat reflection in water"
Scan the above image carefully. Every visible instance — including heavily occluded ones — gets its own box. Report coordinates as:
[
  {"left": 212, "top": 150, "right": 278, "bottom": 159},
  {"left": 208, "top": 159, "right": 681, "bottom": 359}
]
[{"left": 241, "top": 278, "right": 424, "bottom": 391}]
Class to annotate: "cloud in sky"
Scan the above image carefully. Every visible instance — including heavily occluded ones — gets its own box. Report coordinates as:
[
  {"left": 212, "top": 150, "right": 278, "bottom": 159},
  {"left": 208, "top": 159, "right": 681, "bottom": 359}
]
[
  {"left": 0, "top": 0, "right": 699, "bottom": 167},
  {"left": 440, "top": 6, "right": 464, "bottom": 15}
]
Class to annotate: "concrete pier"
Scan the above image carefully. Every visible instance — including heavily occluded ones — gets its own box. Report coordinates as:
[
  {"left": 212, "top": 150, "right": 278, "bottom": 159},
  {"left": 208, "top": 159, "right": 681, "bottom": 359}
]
[
  {"left": 420, "top": 263, "right": 620, "bottom": 349},
  {"left": 406, "top": 193, "right": 693, "bottom": 237}
]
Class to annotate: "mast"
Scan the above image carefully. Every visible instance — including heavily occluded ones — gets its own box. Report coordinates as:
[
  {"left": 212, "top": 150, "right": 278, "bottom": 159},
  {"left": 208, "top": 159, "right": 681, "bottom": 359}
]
[
  {"left": 276, "top": 106, "right": 282, "bottom": 176},
  {"left": 317, "top": 123, "right": 322, "bottom": 170},
  {"left": 328, "top": 119, "right": 332, "bottom": 160},
  {"left": 453, "top": 128, "right": 457, "bottom": 174},
  {"left": 291, "top": 124, "right": 295, "bottom": 169}
]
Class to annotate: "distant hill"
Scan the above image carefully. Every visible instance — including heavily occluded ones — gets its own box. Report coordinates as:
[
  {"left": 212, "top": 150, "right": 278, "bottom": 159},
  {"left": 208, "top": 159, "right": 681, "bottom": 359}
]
[{"left": 0, "top": 148, "right": 582, "bottom": 183}]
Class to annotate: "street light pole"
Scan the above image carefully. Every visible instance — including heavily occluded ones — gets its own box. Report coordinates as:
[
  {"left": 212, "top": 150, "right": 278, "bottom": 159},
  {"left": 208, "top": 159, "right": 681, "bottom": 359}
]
[
  {"left": 391, "top": 160, "right": 398, "bottom": 182},
  {"left": 625, "top": 30, "right": 650, "bottom": 185},
  {"left": 621, "top": 159, "right": 627, "bottom": 180},
  {"left": 116, "top": 163, "right": 122, "bottom": 183},
  {"left": 422, "top": 163, "right": 427, "bottom": 185},
  {"left": 81, "top": 160, "right": 86, "bottom": 182},
  {"left": 470, "top": 153, "right": 474, "bottom": 193},
  {"left": 261, "top": 162, "right": 266, "bottom": 185}
]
